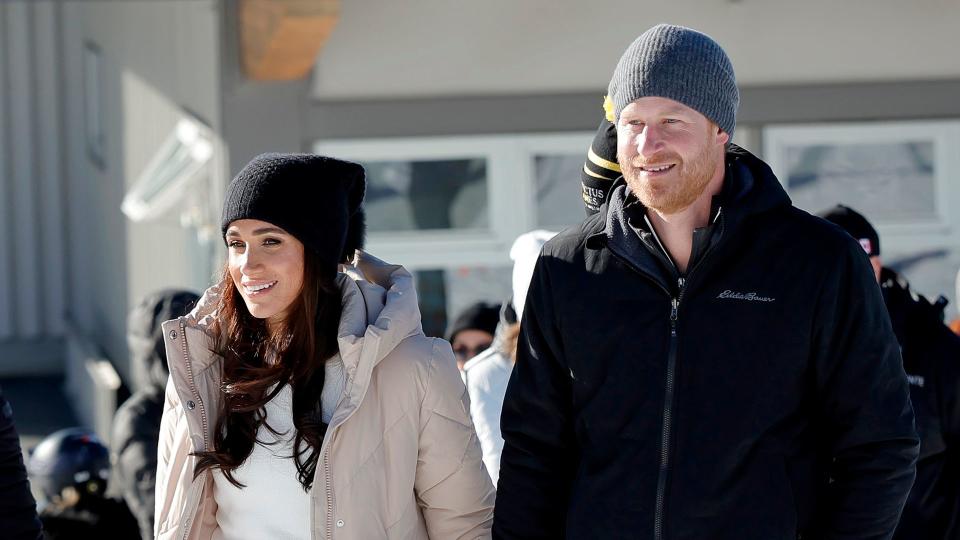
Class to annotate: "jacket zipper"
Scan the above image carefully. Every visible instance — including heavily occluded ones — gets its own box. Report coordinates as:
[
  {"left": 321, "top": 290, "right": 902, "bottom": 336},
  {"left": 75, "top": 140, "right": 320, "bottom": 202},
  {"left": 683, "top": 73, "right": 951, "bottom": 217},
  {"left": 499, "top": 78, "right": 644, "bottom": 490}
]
[
  {"left": 611, "top": 207, "right": 723, "bottom": 539},
  {"left": 605, "top": 248, "right": 683, "bottom": 539},
  {"left": 318, "top": 386, "right": 367, "bottom": 538},
  {"left": 179, "top": 318, "right": 209, "bottom": 540},
  {"left": 179, "top": 319, "right": 210, "bottom": 450},
  {"left": 655, "top": 276, "right": 684, "bottom": 540},
  {"left": 325, "top": 451, "right": 334, "bottom": 538}
]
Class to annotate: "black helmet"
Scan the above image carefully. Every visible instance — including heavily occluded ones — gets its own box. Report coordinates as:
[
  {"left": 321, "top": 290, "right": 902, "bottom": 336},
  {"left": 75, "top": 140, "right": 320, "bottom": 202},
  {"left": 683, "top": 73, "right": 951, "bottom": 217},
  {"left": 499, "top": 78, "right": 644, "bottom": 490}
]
[{"left": 27, "top": 427, "right": 110, "bottom": 504}]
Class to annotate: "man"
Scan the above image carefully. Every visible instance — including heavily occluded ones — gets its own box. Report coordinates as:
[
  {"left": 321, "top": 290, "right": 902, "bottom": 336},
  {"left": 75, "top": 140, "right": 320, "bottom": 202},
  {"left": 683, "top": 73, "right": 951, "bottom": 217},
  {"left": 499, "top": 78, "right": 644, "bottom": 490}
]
[
  {"left": 821, "top": 205, "right": 960, "bottom": 540},
  {"left": 493, "top": 24, "right": 919, "bottom": 539}
]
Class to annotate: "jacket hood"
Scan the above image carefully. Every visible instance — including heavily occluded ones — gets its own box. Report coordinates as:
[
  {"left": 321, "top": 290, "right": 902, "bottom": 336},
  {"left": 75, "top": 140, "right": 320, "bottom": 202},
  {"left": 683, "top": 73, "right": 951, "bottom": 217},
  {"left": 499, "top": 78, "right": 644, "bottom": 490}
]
[
  {"left": 589, "top": 144, "right": 791, "bottom": 252},
  {"left": 336, "top": 250, "right": 424, "bottom": 368},
  {"left": 127, "top": 289, "right": 199, "bottom": 393},
  {"left": 325, "top": 251, "right": 426, "bottom": 425},
  {"left": 510, "top": 230, "right": 557, "bottom": 321}
]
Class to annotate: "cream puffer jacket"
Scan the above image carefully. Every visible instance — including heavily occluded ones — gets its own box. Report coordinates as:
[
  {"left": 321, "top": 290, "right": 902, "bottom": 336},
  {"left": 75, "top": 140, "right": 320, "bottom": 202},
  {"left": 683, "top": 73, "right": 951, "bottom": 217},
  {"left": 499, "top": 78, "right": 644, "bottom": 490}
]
[{"left": 154, "top": 252, "right": 495, "bottom": 540}]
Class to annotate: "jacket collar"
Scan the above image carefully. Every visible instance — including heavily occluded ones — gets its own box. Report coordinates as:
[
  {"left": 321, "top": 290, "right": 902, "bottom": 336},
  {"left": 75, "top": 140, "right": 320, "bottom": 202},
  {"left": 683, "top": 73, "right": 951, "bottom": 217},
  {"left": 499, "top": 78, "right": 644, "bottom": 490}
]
[
  {"left": 587, "top": 144, "right": 791, "bottom": 256},
  {"left": 329, "top": 250, "right": 423, "bottom": 425}
]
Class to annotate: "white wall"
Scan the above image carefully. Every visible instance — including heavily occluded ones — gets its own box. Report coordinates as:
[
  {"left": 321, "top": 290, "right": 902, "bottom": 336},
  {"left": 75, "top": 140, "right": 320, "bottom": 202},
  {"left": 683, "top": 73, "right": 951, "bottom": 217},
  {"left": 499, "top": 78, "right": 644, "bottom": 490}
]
[
  {"left": 0, "top": 2, "right": 67, "bottom": 346},
  {"left": 312, "top": 0, "right": 960, "bottom": 100},
  {"left": 58, "top": 0, "right": 222, "bottom": 385}
]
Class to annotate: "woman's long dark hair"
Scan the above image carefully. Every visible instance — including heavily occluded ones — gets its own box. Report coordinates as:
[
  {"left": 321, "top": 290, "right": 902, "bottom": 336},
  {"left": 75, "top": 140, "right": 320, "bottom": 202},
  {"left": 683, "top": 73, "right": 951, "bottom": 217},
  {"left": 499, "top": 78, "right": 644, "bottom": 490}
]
[{"left": 193, "top": 249, "right": 342, "bottom": 491}]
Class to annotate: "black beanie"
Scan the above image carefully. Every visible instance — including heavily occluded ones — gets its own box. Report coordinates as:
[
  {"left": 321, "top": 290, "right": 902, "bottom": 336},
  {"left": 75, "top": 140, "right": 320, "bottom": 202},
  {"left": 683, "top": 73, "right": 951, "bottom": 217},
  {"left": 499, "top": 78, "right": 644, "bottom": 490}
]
[
  {"left": 446, "top": 302, "right": 501, "bottom": 342},
  {"left": 818, "top": 204, "right": 880, "bottom": 257},
  {"left": 221, "top": 153, "right": 366, "bottom": 275},
  {"left": 581, "top": 114, "right": 621, "bottom": 216}
]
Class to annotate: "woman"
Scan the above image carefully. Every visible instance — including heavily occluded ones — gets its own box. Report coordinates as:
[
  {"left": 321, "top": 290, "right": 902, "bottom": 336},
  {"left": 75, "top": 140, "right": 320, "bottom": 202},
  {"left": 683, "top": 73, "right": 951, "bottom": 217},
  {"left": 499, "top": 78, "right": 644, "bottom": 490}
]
[{"left": 154, "top": 154, "right": 495, "bottom": 540}]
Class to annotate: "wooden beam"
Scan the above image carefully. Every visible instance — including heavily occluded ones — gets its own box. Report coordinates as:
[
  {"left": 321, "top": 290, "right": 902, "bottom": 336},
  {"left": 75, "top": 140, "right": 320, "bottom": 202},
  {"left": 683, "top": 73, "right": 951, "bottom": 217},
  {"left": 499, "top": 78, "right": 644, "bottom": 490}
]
[{"left": 239, "top": 0, "right": 339, "bottom": 81}]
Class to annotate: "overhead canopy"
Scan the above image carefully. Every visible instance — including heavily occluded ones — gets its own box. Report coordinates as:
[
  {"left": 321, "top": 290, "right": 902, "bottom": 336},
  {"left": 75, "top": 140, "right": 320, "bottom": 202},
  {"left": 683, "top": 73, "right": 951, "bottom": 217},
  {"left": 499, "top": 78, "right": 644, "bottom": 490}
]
[{"left": 239, "top": 0, "right": 339, "bottom": 81}]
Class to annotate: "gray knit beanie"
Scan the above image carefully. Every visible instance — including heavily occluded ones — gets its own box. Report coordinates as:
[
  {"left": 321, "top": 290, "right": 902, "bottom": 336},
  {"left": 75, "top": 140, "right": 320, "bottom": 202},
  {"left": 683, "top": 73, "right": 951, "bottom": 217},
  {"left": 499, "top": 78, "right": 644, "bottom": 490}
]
[{"left": 608, "top": 24, "right": 739, "bottom": 138}]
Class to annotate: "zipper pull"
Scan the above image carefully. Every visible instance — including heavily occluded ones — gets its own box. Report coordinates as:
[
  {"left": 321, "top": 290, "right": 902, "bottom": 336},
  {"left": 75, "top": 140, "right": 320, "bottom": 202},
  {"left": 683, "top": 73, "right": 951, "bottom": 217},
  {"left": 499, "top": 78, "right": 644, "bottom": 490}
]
[
  {"left": 670, "top": 297, "right": 678, "bottom": 336},
  {"left": 677, "top": 276, "right": 686, "bottom": 293}
]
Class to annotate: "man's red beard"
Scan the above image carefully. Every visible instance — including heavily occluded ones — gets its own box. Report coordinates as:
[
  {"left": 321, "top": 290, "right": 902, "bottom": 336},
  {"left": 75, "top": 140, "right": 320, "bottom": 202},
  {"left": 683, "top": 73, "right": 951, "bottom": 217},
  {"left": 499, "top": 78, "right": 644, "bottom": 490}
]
[{"left": 619, "top": 142, "right": 719, "bottom": 215}]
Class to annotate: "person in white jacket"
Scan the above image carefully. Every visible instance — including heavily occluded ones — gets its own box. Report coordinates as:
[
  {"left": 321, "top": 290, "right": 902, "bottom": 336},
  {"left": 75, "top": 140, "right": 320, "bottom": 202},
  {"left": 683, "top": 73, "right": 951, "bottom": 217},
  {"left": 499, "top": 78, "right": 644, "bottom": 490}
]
[{"left": 463, "top": 230, "right": 556, "bottom": 487}]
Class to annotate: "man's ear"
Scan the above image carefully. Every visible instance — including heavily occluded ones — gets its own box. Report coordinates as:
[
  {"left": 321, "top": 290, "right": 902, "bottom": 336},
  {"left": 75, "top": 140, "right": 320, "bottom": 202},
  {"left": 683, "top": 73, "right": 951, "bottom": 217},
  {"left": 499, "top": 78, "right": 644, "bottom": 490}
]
[{"left": 716, "top": 126, "right": 730, "bottom": 146}]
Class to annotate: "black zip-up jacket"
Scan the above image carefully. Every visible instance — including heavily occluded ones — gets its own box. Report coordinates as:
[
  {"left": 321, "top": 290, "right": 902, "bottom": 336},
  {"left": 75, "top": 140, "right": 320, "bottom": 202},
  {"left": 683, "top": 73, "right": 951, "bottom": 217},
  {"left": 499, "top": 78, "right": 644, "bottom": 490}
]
[
  {"left": 882, "top": 269, "right": 960, "bottom": 540},
  {"left": 493, "top": 146, "right": 920, "bottom": 540}
]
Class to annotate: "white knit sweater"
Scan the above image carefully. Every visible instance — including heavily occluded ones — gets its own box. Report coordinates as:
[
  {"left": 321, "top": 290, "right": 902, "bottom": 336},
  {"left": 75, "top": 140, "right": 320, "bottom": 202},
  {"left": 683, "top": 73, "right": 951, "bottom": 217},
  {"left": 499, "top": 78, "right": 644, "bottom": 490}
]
[{"left": 211, "top": 356, "right": 347, "bottom": 540}]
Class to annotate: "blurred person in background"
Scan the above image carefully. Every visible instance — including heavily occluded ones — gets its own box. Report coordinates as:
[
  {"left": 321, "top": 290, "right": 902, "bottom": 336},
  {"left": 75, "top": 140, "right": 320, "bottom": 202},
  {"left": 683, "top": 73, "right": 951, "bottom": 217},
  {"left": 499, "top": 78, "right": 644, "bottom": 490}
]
[
  {"left": 821, "top": 204, "right": 960, "bottom": 540},
  {"left": 446, "top": 302, "right": 500, "bottom": 373},
  {"left": 28, "top": 427, "right": 139, "bottom": 539},
  {"left": 463, "top": 230, "right": 556, "bottom": 487},
  {"left": 950, "top": 270, "right": 960, "bottom": 335},
  {"left": 494, "top": 24, "right": 918, "bottom": 539},
  {"left": 580, "top": 110, "right": 619, "bottom": 216},
  {"left": 0, "top": 385, "right": 43, "bottom": 540},
  {"left": 110, "top": 289, "right": 199, "bottom": 540},
  {"left": 155, "top": 154, "right": 494, "bottom": 540}
]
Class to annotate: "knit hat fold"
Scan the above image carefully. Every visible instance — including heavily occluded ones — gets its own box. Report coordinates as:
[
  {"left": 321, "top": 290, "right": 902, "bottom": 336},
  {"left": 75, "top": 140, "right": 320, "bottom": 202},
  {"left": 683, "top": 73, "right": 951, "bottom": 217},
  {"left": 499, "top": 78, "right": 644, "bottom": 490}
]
[{"left": 608, "top": 23, "right": 739, "bottom": 138}]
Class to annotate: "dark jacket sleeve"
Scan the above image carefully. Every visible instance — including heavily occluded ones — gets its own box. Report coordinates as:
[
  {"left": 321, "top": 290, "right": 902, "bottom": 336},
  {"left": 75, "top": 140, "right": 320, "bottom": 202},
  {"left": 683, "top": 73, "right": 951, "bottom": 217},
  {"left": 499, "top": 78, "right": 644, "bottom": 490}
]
[
  {"left": 932, "top": 325, "right": 960, "bottom": 446},
  {"left": 812, "top": 240, "right": 920, "bottom": 539},
  {"left": 0, "top": 388, "right": 43, "bottom": 540},
  {"left": 110, "top": 395, "right": 162, "bottom": 540},
  {"left": 493, "top": 256, "right": 577, "bottom": 539}
]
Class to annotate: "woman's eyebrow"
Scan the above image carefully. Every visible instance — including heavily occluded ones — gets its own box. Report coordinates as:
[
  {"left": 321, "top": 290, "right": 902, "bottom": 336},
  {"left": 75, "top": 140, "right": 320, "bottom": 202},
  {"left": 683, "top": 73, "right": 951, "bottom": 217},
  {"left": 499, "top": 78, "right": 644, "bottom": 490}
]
[
  {"left": 251, "top": 227, "right": 286, "bottom": 235},
  {"left": 226, "top": 227, "right": 287, "bottom": 237}
]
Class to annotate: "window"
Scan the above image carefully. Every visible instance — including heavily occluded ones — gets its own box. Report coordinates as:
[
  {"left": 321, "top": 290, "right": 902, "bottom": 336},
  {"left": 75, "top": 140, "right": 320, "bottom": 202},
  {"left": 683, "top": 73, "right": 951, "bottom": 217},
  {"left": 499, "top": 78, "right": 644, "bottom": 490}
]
[
  {"left": 315, "top": 132, "right": 592, "bottom": 336},
  {"left": 763, "top": 120, "right": 960, "bottom": 311},
  {"left": 363, "top": 158, "right": 489, "bottom": 232}
]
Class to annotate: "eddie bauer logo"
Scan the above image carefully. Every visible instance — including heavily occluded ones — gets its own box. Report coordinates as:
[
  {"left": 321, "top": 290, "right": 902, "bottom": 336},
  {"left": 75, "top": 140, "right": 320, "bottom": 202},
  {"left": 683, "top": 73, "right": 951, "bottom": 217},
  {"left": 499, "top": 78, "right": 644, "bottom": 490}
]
[{"left": 716, "top": 290, "right": 776, "bottom": 303}]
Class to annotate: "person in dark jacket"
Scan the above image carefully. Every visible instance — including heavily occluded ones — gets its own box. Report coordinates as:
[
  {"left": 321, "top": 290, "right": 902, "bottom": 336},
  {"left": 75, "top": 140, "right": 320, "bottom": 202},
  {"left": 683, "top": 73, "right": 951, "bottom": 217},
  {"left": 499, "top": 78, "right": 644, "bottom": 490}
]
[
  {"left": 109, "top": 289, "right": 198, "bottom": 540},
  {"left": 493, "top": 24, "right": 919, "bottom": 540},
  {"left": 0, "top": 385, "right": 43, "bottom": 540},
  {"left": 821, "top": 204, "right": 960, "bottom": 540}
]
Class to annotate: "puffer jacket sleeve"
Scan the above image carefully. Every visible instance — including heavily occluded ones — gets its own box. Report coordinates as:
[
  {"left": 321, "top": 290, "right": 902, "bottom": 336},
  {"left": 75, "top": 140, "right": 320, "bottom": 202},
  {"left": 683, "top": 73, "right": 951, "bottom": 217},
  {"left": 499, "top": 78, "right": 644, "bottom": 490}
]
[
  {"left": 493, "top": 255, "right": 577, "bottom": 540},
  {"left": 414, "top": 338, "right": 495, "bottom": 540},
  {"left": 812, "top": 236, "right": 920, "bottom": 539}
]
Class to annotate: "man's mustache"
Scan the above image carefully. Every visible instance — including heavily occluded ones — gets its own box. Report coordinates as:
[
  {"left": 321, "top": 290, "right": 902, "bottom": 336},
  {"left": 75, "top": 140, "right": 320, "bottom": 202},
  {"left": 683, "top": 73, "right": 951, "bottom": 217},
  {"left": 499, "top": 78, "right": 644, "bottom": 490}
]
[{"left": 623, "top": 153, "right": 682, "bottom": 169}]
